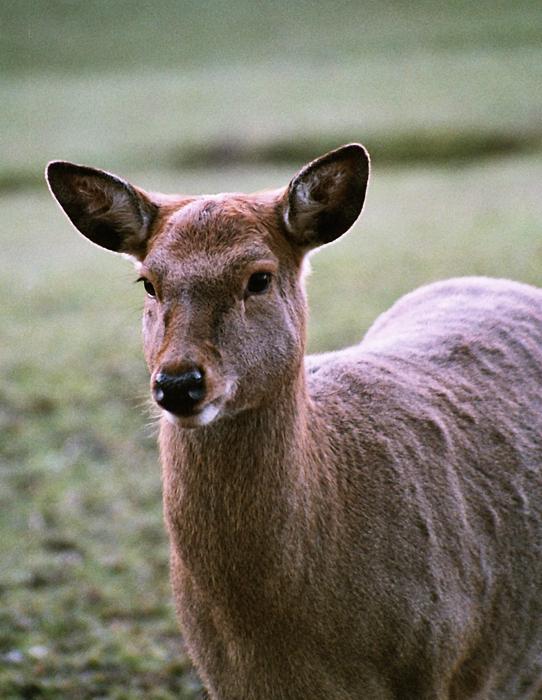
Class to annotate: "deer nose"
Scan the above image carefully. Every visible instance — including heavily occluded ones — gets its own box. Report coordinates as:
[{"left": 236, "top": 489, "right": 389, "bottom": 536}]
[{"left": 153, "top": 368, "right": 206, "bottom": 416}]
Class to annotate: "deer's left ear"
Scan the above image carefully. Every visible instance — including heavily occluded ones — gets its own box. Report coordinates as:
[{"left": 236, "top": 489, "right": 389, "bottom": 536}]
[
  {"left": 46, "top": 161, "right": 157, "bottom": 260},
  {"left": 282, "top": 143, "right": 370, "bottom": 249}
]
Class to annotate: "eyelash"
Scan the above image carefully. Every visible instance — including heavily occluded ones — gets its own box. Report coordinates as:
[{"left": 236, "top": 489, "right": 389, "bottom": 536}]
[{"left": 136, "top": 277, "right": 156, "bottom": 298}]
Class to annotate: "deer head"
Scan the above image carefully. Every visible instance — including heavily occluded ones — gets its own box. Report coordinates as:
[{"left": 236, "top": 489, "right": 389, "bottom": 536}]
[{"left": 46, "top": 144, "right": 370, "bottom": 428}]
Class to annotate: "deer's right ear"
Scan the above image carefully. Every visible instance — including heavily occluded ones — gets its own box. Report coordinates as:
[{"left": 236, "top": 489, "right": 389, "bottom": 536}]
[{"left": 45, "top": 161, "right": 157, "bottom": 260}]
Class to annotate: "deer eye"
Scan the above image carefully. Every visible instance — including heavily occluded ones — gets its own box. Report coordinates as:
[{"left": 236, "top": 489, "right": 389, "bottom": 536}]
[
  {"left": 246, "top": 272, "right": 272, "bottom": 295},
  {"left": 137, "top": 277, "right": 157, "bottom": 298}
]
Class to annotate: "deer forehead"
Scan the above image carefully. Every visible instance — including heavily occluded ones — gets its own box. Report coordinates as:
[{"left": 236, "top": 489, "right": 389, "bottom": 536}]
[{"left": 143, "top": 195, "right": 289, "bottom": 283}]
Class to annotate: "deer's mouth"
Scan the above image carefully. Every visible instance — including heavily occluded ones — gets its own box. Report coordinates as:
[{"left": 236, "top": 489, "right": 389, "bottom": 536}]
[{"left": 162, "top": 397, "right": 224, "bottom": 429}]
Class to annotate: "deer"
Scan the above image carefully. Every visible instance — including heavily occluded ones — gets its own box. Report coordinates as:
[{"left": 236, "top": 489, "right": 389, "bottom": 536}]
[{"left": 46, "top": 143, "right": 542, "bottom": 699}]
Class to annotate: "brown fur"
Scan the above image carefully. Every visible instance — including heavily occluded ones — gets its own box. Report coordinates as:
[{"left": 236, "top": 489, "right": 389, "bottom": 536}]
[{"left": 46, "top": 145, "right": 542, "bottom": 699}]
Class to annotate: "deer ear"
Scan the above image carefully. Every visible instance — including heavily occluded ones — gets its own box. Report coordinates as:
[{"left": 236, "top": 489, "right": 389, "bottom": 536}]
[
  {"left": 45, "top": 161, "right": 157, "bottom": 260},
  {"left": 283, "top": 143, "right": 370, "bottom": 249}
]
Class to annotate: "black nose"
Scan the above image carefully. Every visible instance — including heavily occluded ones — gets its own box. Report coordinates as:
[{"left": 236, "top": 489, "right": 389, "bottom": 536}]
[{"left": 153, "top": 368, "right": 206, "bottom": 416}]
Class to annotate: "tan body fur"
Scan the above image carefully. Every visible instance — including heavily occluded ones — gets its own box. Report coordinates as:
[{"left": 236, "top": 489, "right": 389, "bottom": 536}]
[{"left": 46, "top": 145, "right": 542, "bottom": 699}]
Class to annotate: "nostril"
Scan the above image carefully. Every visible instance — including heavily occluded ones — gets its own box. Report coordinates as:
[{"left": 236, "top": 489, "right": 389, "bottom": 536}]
[
  {"left": 187, "top": 384, "right": 205, "bottom": 402},
  {"left": 183, "top": 368, "right": 204, "bottom": 384},
  {"left": 154, "top": 371, "right": 171, "bottom": 388},
  {"left": 153, "top": 368, "right": 206, "bottom": 415},
  {"left": 153, "top": 373, "right": 167, "bottom": 405}
]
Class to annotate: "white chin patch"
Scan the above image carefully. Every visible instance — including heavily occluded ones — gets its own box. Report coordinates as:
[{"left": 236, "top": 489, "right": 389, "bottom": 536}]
[
  {"left": 196, "top": 403, "right": 220, "bottom": 425},
  {"left": 162, "top": 402, "right": 221, "bottom": 428},
  {"left": 163, "top": 410, "right": 181, "bottom": 426}
]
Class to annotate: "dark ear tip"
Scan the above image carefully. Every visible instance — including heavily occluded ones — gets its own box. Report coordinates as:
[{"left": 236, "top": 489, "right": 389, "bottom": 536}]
[
  {"left": 336, "top": 143, "right": 371, "bottom": 171},
  {"left": 46, "top": 160, "right": 108, "bottom": 180},
  {"left": 45, "top": 160, "right": 78, "bottom": 189},
  {"left": 297, "top": 143, "right": 370, "bottom": 184},
  {"left": 45, "top": 160, "right": 59, "bottom": 181},
  {"left": 340, "top": 142, "right": 368, "bottom": 154},
  {"left": 46, "top": 159, "right": 73, "bottom": 173}
]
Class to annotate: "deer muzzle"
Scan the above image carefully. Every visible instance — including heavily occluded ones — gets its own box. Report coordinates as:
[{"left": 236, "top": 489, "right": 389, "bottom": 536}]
[{"left": 153, "top": 368, "right": 206, "bottom": 417}]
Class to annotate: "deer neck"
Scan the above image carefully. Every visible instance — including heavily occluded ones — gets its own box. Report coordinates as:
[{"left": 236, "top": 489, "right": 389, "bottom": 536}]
[{"left": 159, "top": 366, "right": 317, "bottom": 590}]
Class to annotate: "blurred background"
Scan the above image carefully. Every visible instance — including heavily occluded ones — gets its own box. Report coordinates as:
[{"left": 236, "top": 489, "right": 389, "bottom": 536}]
[{"left": 1, "top": 1, "right": 541, "bottom": 697}]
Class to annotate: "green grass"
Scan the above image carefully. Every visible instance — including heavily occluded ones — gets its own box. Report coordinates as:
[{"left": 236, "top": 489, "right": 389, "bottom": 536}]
[
  {"left": 4, "top": 44, "right": 541, "bottom": 180},
  {"left": 2, "top": 0, "right": 542, "bottom": 696},
  {"left": 2, "top": 0, "right": 541, "bottom": 181},
  {"left": 3, "top": 0, "right": 541, "bottom": 74}
]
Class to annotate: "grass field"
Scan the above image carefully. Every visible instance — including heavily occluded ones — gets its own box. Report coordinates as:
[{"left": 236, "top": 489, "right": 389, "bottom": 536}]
[
  {"left": 2, "top": 0, "right": 542, "bottom": 182},
  {"left": 1, "top": 1, "right": 542, "bottom": 697}
]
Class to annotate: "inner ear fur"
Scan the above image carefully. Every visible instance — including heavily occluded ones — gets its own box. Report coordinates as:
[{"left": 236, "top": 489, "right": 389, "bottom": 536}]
[
  {"left": 283, "top": 143, "right": 370, "bottom": 248},
  {"left": 46, "top": 161, "right": 157, "bottom": 259}
]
